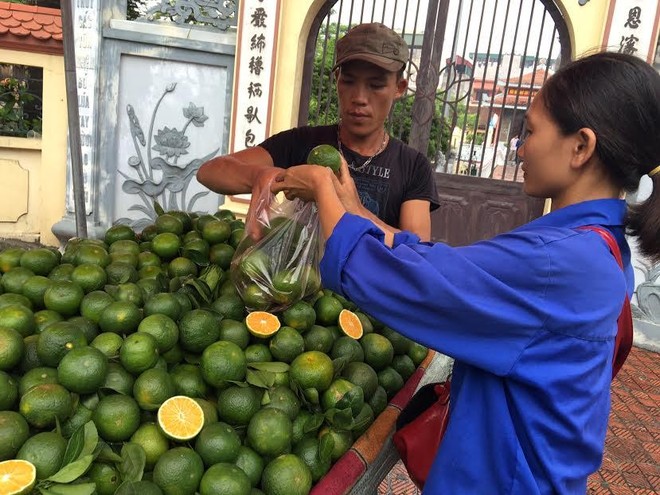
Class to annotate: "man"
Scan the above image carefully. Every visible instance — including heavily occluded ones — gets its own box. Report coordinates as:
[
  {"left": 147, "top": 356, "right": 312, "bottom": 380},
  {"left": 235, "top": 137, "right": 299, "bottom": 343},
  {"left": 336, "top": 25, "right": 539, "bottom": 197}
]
[{"left": 196, "top": 22, "right": 439, "bottom": 240}]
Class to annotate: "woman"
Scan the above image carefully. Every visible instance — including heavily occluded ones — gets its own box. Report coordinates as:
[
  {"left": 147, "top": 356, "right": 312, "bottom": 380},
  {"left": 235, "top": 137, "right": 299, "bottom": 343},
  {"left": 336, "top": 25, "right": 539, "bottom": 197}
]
[{"left": 272, "top": 52, "right": 660, "bottom": 493}]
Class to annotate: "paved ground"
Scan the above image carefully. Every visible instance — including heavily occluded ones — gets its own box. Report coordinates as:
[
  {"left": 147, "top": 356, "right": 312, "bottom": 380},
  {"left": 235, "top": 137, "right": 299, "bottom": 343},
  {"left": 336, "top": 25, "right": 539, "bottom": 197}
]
[{"left": 378, "top": 346, "right": 660, "bottom": 494}]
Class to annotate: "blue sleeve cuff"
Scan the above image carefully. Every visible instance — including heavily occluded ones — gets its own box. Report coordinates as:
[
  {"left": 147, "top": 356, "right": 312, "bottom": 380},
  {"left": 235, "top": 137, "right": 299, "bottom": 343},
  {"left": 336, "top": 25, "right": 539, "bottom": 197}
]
[
  {"left": 320, "top": 213, "right": 385, "bottom": 296},
  {"left": 393, "top": 230, "right": 420, "bottom": 247}
]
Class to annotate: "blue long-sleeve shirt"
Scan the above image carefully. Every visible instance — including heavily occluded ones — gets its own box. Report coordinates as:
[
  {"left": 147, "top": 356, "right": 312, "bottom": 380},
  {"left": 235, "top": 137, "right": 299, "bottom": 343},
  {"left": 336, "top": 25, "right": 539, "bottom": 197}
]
[{"left": 320, "top": 199, "right": 631, "bottom": 494}]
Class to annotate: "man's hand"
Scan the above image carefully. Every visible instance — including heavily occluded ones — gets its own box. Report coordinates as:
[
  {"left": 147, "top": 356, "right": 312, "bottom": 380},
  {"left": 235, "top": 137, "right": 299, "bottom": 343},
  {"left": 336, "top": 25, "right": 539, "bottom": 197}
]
[{"left": 245, "top": 167, "right": 283, "bottom": 240}]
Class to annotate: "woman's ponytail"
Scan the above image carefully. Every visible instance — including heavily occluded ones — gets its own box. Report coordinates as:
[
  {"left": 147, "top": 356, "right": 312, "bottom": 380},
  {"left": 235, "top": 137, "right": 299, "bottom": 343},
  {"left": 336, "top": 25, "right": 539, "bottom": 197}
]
[{"left": 627, "top": 170, "right": 660, "bottom": 263}]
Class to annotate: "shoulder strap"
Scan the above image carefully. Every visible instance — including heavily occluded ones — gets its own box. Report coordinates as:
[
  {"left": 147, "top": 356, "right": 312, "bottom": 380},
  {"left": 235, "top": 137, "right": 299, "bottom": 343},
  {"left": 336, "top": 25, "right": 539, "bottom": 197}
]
[{"left": 578, "top": 226, "right": 633, "bottom": 379}]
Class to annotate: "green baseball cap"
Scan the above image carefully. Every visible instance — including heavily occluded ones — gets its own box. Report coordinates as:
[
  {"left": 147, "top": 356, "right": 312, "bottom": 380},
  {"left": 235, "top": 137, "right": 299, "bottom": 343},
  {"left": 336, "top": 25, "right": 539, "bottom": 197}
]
[{"left": 333, "top": 23, "right": 409, "bottom": 72}]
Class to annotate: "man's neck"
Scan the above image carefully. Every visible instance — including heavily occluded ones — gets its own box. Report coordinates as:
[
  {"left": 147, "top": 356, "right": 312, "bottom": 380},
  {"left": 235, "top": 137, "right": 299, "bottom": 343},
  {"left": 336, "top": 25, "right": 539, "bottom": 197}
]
[{"left": 338, "top": 125, "right": 388, "bottom": 157}]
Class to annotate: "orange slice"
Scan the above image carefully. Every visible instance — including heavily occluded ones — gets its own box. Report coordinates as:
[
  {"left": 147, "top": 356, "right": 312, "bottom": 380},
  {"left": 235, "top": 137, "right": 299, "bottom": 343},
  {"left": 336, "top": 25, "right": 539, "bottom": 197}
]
[
  {"left": 0, "top": 459, "right": 36, "bottom": 495},
  {"left": 338, "top": 309, "right": 364, "bottom": 339},
  {"left": 245, "top": 311, "right": 281, "bottom": 338},
  {"left": 157, "top": 395, "right": 205, "bottom": 441}
]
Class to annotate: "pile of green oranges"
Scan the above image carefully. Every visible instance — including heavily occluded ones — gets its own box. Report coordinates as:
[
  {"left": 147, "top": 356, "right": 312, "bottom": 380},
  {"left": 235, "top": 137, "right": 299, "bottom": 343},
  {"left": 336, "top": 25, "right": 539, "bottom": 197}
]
[{"left": 0, "top": 209, "right": 428, "bottom": 495}]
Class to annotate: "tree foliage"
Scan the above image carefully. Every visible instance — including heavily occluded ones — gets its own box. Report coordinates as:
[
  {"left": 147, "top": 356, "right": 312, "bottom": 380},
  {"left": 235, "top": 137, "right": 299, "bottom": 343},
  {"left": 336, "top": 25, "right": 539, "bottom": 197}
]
[
  {"left": 8, "top": 0, "right": 60, "bottom": 6},
  {"left": 127, "top": 0, "right": 148, "bottom": 21}
]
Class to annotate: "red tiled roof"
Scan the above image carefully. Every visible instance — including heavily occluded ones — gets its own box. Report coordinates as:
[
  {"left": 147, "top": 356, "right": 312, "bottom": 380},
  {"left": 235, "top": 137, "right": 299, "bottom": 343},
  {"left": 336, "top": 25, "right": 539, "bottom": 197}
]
[
  {"left": 492, "top": 92, "right": 535, "bottom": 107},
  {"left": 492, "top": 67, "right": 553, "bottom": 107},
  {"left": 0, "top": 2, "right": 62, "bottom": 55},
  {"left": 499, "top": 66, "right": 552, "bottom": 88}
]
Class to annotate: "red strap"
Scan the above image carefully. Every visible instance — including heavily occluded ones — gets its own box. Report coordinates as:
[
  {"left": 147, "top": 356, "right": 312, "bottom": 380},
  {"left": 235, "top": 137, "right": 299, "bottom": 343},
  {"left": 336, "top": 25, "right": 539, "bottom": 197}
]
[{"left": 578, "top": 226, "right": 633, "bottom": 378}]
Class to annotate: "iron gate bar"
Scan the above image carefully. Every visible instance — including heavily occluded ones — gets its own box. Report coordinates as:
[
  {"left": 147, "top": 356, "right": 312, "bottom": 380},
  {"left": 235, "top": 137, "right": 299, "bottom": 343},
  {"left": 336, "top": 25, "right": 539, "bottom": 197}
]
[
  {"left": 504, "top": 0, "right": 539, "bottom": 179},
  {"left": 478, "top": 0, "right": 520, "bottom": 179},
  {"left": 491, "top": 0, "right": 525, "bottom": 180},
  {"left": 436, "top": 0, "right": 471, "bottom": 172},
  {"left": 314, "top": 14, "right": 332, "bottom": 124},
  {"left": 509, "top": 8, "right": 554, "bottom": 181},
  {"left": 301, "top": 0, "right": 568, "bottom": 182},
  {"left": 466, "top": 0, "right": 503, "bottom": 177},
  {"left": 409, "top": 0, "right": 449, "bottom": 154},
  {"left": 323, "top": 2, "right": 345, "bottom": 122},
  {"left": 298, "top": 0, "right": 335, "bottom": 125},
  {"left": 456, "top": 0, "right": 485, "bottom": 175},
  {"left": 391, "top": 0, "right": 423, "bottom": 141}
]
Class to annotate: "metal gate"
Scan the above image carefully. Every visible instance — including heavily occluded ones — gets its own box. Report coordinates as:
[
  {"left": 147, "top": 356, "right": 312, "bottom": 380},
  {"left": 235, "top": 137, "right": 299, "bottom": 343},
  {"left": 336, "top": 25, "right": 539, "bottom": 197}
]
[{"left": 300, "top": 0, "right": 570, "bottom": 245}]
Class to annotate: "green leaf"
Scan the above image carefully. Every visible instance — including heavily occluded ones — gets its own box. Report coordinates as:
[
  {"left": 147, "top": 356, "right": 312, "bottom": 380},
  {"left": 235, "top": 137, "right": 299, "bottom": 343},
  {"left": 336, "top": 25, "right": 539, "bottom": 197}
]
[
  {"left": 326, "top": 408, "right": 353, "bottom": 430},
  {"left": 47, "top": 454, "right": 94, "bottom": 483},
  {"left": 155, "top": 273, "right": 170, "bottom": 291},
  {"left": 95, "top": 442, "right": 122, "bottom": 463},
  {"left": 246, "top": 369, "right": 269, "bottom": 389},
  {"left": 61, "top": 424, "right": 85, "bottom": 467},
  {"left": 118, "top": 443, "right": 146, "bottom": 483},
  {"left": 258, "top": 370, "right": 275, "bottom": 388},
  {"left": 189, "top": 279, "right": 212, "bottom": 303},
  {"left": 154, "top": 201, "right": 165, "bottom": 216},
  {"left": 80, "top": 393, "right": 99, "bottom": 411},
  {"left": 351, "top": 407, "right": 373, "bottom": 432},
  {"left": 114, "top": 481, "right": 142, "bottom": 495},
  {"left": 319, "top": 433, "right": 335, "bottom": 464},
  {"left": 303, "top": 413, "right": 325, "bottom": 434},
  {"left": 345, "top": 388, "right": 364, "bottom": 414},
  {"left": 332, "top": 356, "right": 349, "bottom": 377},
  {"left": 81, "top": 422, "right": 99, "bottom": 458},
  {"left": 39, "top": 484, "right": 97, "bottom": 495},
  {"left": 261, "top": 390, "right": 271, "bottom": 406},
  {"left": 183, "top": 248, "right": 210, "bottom": 267},
  {"left": 248, "top": 362, "right": 290, "bottom": 373},
  {"left": 225, "top": 380, "right": 249, "bottom": 388},
  {"left": 198, "top": 265, "right": 222, "bottom": 290}
]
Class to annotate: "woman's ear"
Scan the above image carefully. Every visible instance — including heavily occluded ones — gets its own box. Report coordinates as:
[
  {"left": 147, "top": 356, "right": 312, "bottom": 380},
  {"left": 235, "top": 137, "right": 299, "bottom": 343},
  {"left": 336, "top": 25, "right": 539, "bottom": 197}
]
[{"left": 571, "top": 127, "right": 597, "bottom": 169}]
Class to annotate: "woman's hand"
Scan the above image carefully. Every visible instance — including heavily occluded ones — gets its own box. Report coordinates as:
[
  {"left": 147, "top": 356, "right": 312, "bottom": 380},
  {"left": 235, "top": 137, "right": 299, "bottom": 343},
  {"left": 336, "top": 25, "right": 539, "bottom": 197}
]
[
  {"left": 333, "top": 156, "right": 362, "bottom": 214},
  {"left": 271, "top": 165, "right": 333, "bottom": 202}
]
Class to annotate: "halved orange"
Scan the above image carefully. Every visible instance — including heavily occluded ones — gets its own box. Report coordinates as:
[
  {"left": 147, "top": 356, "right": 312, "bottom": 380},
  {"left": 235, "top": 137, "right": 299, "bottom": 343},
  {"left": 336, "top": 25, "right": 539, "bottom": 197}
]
[
  {"left": 157, "top": 395, "right": 204, "bottom": 441},
  {"left": 0, "top": 459, "right": 36, "bottom": 495},
  {"left": 245, "top": 311, "right": 281, "bottom": 338},
  {"left": 338, "top": 309, "right": 364, "bottom": 339}
]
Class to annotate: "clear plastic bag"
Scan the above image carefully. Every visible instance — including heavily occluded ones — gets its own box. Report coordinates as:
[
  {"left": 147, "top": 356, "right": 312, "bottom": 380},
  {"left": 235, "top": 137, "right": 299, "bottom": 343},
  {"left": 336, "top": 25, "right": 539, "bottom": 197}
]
[{"left": 230, "top": 188, "right": 322, "bottom": 313}]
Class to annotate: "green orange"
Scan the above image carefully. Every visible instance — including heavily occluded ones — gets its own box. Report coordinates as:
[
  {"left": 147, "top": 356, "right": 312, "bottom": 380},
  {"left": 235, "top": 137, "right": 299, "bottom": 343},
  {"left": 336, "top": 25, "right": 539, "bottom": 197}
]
[
  {"left": 200, "top": 340, "right": 246, "bottom": 388},
  {"left": 261, "top": 453, "right": 312, "bottom": 495},
  {"left": 93, "top": 394, "right": 141, "bottom": 442},
  {"left": 36, "top": 321, "right": 87, "bottom": 367},
  {"left": 307, "top": 143, "right": 342, "bottom": 172},
  {"left": 0, "top": 411, "right": 30, "bottom": 460},
  {"left": 194, "top": 421, "right": 242, "bottom": 466},
  {"left": 57, "top": 345, "right": 108, "bottom": 394},
  {"left": 289, "top": 351, "right": 334, "bottom": 392},
  {"left": 19, "top": 383, "right": 72, "bottom": 429},
  {"left": 0, "top": 326, "right": 25, "bottom": 370},
  {"left": 246, "top": 407, "right": 292, "bottom": 458},
  {"left": 43, "top": 280, "right": 84, "bottom": 317}
]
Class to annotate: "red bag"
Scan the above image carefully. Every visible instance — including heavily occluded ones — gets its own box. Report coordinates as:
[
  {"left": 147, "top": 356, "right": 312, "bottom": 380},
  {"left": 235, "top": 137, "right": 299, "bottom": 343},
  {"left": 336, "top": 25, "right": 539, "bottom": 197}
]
[
  {"left": 392, "top": 381, "right": 451, "bottom": 488},
  {"left": 392, "top": 225, "right": 633, "bottom": 489}
]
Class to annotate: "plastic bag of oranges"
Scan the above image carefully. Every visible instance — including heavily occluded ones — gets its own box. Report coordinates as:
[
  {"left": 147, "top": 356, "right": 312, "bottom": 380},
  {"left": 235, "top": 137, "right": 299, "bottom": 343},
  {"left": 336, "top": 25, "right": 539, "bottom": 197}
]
[{"left": 230, "top": 186, "right": 322, "bottom": 313}]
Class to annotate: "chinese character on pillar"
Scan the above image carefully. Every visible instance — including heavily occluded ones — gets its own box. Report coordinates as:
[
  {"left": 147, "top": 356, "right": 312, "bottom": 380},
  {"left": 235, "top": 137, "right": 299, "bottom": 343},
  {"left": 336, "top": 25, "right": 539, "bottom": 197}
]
[
  {"left": 604, "top": 2, "right": 658, "bottom": 63},
  {"left": 229, "top": 0, "right": 281, "bottom": 204}
]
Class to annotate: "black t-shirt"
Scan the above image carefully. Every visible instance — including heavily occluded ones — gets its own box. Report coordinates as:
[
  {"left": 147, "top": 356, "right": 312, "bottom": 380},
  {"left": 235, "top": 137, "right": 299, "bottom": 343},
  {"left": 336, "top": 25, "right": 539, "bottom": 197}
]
[{"left": 260, "top": 124, "right": 439, "bottom": 229}]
